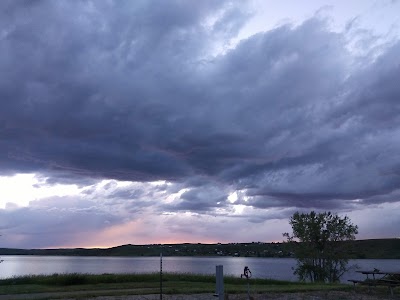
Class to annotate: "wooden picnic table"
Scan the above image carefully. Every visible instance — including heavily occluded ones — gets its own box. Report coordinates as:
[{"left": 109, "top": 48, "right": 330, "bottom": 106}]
[{"left": 349, "top": 270, "right": 400, "bottom": 296}]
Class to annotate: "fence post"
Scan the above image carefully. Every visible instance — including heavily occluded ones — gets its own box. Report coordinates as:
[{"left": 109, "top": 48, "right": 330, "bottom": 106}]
[
  {"left": 215, "top": 265, "right": 224, "bottom": 300},
  {"left": 160, "top": 252, "right": 162, "bottom": 300}
]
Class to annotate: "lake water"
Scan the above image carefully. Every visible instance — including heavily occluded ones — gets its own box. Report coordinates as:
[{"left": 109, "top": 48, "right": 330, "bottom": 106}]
[{"left": 1, "top": 256, "right": 399, "bottom": 282}]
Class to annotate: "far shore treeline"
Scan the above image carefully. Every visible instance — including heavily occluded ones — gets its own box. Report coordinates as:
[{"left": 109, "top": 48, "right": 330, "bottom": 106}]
[{"left": 0, "top": 238, "right": 399, "bottom": 259}]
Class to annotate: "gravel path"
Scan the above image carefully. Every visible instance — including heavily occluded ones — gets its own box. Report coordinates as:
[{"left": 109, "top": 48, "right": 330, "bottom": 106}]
[
  {"left": 72, "top": 291, "right": 398, "bottom": 300},
  {"left": 0, "top": 287, "right": 398, "bottom": 300}
]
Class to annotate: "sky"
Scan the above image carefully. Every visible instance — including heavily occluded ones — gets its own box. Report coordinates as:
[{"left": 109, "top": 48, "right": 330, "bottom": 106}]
[{"left": 1, "top": 0, "right": 400, "bottom": 249}]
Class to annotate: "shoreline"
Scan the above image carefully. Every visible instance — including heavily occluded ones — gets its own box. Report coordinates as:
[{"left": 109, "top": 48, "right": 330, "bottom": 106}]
[{"left": 1, "top": 239, "right": 399, "bottom": 259}]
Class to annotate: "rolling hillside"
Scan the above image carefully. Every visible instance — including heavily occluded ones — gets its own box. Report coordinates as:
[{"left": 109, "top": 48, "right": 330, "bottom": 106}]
[{"left": 0, "top": 239, "right": 399, "bottom": 259}]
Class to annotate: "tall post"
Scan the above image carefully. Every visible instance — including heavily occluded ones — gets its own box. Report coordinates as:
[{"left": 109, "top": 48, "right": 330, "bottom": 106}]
[
  {"left": 215, "top": 265, "right": 224, "bottom": 300},
  {"left": 160, "top": 252, "right": 163, "bottom": 300},
  {"left": 247, "top": 277, "right": 250, "bottom": 300}
]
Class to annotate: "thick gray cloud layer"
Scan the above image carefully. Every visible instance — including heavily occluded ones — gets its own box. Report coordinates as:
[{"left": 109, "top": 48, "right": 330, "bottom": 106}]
[{"left": 1, "top": 1, "right": 400, "bottom": 247}]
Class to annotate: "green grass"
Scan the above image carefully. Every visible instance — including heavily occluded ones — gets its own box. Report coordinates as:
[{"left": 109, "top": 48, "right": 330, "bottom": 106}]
[
  {"left": 0, "top": 272, "right": 353, "bottom": 297},
  {"left": 0, "top": 272, "right": 303, "bottom": 287}
]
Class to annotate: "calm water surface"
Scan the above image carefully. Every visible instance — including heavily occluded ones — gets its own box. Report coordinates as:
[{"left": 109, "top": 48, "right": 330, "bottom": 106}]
[{"left": 1, "top": 256, "right": 399, "bottom": 282}]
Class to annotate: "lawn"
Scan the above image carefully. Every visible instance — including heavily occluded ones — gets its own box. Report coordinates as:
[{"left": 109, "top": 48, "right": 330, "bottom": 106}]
[{"left": 0, "top": 272, "right": 354, "bottom": 297}]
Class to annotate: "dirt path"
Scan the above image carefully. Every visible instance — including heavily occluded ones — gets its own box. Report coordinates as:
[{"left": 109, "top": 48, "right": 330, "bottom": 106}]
[
  {"left": 82, "top": 291, "right": 398, "bottom": 300},
  {"left": 0, "top": 290, "right": 397, "bottom": 300}
]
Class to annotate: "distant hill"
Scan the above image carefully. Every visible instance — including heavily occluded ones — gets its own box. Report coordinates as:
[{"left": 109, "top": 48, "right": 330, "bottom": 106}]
[
  {"left": 348, "top": 238, "right": 400, "bottom": 259},
  {"left": 0, "top": 239, "right": 399, "bottom": 259}
]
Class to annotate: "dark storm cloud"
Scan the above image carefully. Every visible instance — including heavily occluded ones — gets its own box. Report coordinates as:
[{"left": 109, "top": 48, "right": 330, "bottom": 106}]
[
  {"left": 0, "top": 0, "right": 249, "bottom": 181},
  {"left": 1, "top": 0, "right": 400, "bottom": 214}
]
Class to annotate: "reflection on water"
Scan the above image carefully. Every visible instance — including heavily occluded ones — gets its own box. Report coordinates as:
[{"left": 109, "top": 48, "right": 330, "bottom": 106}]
[{"left": 0, "top": 255, "right": 399, "bottom": 282}]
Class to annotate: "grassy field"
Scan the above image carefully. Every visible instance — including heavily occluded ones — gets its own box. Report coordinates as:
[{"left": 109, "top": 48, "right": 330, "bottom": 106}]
[{"left": 0, "top": 272, "right": 353, "bottom": 297}]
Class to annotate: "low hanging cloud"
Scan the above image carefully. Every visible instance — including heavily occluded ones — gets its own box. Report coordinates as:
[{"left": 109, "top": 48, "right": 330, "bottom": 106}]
[
  {"left": 0, "top": 195, "right": 122, "bottom": 248},
  {"left": 0, "top": 1, "right": 400, "bottom": 247}
]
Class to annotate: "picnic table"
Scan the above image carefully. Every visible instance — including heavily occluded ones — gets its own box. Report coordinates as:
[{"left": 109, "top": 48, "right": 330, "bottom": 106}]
[{"left": 348, "top": 269, "right": 400, "bottom": 296}]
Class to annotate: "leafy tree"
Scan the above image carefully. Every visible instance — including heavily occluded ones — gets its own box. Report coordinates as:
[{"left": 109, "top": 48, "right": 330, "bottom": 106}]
[{"left": 283, "top": 211, "right": 358, "bottom": 283}]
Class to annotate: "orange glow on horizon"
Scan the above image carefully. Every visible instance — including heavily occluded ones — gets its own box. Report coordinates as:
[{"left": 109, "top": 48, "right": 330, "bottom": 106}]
[
  {"left": 48, "top": 218, "right": 220, "bottom": 249},
  {"left": 45, "top": 236, "right": 268, "bottom": 249}
]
